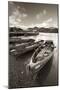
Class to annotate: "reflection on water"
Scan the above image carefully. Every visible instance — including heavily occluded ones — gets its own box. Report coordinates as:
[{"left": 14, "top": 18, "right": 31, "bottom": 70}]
[
  {"left": 9, "top": 33, "right": 58, "bottom": 88},
  {"left": 36, "top": 33, "right": 58, "bottom": 47}
]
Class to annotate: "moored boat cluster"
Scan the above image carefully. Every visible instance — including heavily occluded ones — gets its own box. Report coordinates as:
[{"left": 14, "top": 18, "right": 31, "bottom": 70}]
[{"left": 9, "top": 27, "right": 56, "bottom": 76}]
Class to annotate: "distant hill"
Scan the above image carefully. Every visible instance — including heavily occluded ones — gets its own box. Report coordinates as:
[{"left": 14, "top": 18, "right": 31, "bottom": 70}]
[
  {"left": 38, "top": 27, "right": 58, "bottom": 33},
  {"left": 39, "top": 28, "right": 58, "bottom": 33},
  {"left": 9, "top": 27, "right": 58, "bottom": 33},
  {"left": 28, "top": 27, "right": 58, "bottom": 33},
  {"left": 9, "top": 27, "right": 24, "bottom": 32}
]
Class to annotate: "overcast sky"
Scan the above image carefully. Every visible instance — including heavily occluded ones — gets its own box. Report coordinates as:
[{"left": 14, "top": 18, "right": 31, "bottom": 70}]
[{"left": 8, "top": 1, "right": 58, "bottom": 29}]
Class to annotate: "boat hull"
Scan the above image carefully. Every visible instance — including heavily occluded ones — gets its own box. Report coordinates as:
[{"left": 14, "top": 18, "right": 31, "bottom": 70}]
[
  {"left": 26, "top": 41, "right": 55, "bottom": 76},
  {"left": 10, "top": 40, "right": 44, "bottom": 56},
  {"left": 28, "top": 51, "right": 54, "bottom": 75}
]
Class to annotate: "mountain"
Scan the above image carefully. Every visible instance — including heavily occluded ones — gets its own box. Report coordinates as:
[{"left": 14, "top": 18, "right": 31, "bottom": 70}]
[
  {"left": 28, "top": 27, "right": 58, "bottom": 33},
  {"left": 9, "top": 26, "right": 58, "bottom": 33},
  {"left": 28, "top": 27, "right": 39, "bottom": 32},
  {"left": 9, "top": 27, "right": 24, "bottom": 32},
  {"left": 38, "top": 27, "right": 58, "bottom": 33}
]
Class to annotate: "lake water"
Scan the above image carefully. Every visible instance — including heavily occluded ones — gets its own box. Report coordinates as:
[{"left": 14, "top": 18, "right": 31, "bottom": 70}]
[{"left": 9, "top": 33, "right": 58, "bottom": 88}]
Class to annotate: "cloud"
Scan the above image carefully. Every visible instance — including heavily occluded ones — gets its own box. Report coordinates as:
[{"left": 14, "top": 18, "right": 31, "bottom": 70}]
[
  {"left": 28, "top": 18, "right": 53, "bottom": 28},
  {"left": 9, "top": 17, "right": 57, "bottom": 29},
  {"left": 38, "top": 18, "right": 53, "bottom": 27},
  {"left": 22, "top": 13, "right": 28, "bottom": 18},
  {"left": 40, "top": 22, "right": 48, "bottom": 27},
  {"left": 43, "top": 9, "right": 47, "bottom": 15},
  {"left": 46, "top": 18, "right": 53, "bottom": 23},
  {"left": 36, "top": 13, "right": 42, "bottom": 19},
  {"left": 36, "top": 9, "right": 47, "bottom": 19},
  {"left": 9, "top": 3, "right": 28, "bottom": 27}
]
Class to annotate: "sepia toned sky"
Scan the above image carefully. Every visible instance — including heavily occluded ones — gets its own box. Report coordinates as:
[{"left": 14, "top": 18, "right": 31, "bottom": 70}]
[{"left": 8, "top": 1, "right": 58, "bottom": 29}]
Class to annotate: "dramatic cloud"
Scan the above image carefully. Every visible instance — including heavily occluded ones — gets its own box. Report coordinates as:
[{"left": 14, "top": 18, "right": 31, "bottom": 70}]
[
  {"left": 9, "top": 2, "right": 58, "bottom": 28},
  {"left": 9, "top": 2, "right": 28, "bottom": 27}
]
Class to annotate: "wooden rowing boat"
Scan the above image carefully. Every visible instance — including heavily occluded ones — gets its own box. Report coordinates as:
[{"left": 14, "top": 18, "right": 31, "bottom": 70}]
[
  {"left": 26, "top": 40, "right": 55, "bottom": 75},
  {"left": 9, "top": 38, "right": 35, "bottom": 44},
  {"left": 10, "top": 40, "right": 44, "bottom": 55}
]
